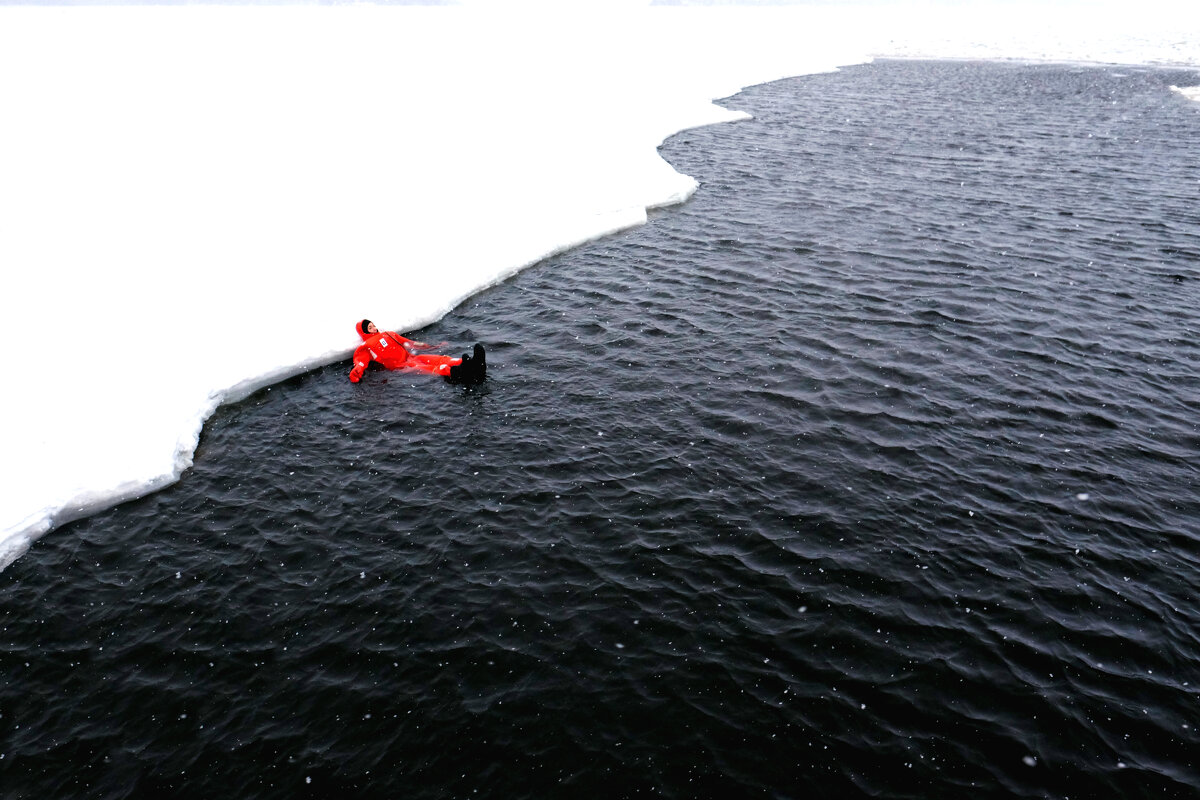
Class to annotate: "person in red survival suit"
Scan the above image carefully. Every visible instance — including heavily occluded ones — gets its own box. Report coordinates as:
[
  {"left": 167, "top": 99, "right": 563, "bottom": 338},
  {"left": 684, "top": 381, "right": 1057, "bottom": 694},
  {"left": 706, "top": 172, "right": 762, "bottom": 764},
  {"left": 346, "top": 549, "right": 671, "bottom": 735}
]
[{"left": 349, "top": 320, "right": 485, "bottom": 384}]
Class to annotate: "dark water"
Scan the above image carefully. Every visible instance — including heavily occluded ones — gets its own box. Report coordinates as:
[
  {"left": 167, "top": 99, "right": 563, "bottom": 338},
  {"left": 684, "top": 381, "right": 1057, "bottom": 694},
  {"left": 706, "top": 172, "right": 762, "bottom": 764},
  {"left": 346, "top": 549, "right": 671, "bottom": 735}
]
[{"left": 3, "top": 61, "right": 1200, "bottom": 799}]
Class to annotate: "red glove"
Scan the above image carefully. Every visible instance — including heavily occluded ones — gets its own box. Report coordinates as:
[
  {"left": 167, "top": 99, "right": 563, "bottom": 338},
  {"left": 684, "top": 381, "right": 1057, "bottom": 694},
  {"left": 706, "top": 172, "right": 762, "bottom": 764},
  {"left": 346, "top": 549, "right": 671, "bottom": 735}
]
[{"left": 349, "top": 362, "right": 366, "bottom": 383}]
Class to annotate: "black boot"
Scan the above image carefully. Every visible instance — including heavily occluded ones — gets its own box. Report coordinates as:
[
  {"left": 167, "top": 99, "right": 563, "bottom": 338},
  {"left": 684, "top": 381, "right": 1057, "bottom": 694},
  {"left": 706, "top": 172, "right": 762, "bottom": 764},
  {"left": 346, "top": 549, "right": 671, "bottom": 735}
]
[
  {"left": 472, "top": 344, "right": 486, "bottom": 380},
  {"left": 447, "top": 346, "right": 486, "bottom": 385},
  {"left": 448, "top": 355, "right": 471, "bottom": 384}
]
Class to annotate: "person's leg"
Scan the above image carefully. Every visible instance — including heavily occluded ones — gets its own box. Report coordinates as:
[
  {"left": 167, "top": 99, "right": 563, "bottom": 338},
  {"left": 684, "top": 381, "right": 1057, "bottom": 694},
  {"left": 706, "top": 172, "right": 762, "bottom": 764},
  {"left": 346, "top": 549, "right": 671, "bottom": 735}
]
[{"left": 410, "top": 354, "right": 459, "bottom": 377}]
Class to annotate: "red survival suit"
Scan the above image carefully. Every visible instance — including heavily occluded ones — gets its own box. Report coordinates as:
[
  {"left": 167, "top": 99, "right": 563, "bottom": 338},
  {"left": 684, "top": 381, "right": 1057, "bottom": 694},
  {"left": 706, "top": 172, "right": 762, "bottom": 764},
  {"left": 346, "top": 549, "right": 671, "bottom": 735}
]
[{"left": 349, "top": 321, "right": 461, "bottom": 382}]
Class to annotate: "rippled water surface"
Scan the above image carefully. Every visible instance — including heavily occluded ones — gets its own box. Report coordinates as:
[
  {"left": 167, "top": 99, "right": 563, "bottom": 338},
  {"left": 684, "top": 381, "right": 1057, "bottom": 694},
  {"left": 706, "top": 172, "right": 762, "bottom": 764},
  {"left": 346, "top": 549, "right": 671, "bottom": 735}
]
[{"left": 3, "top": 61, "right": 1200, "bottom": 799}]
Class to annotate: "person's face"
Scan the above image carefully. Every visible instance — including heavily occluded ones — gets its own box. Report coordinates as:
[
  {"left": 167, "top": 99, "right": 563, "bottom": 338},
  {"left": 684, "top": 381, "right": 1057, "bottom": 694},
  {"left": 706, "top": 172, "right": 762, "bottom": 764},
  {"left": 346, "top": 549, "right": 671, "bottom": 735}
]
[{"left": 367, "top": 322, "right": 378, "bottom": 334}]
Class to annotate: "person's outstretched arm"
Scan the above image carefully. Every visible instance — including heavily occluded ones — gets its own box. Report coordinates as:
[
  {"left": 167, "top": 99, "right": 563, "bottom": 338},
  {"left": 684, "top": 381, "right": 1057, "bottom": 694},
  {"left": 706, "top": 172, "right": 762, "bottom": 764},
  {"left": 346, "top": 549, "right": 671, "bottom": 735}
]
[
  {"left": 385, "top": 332, "right": 441, "bottom": 354},
  {"left": 349, "top": 343, "right": 373, "bottom": 383}
]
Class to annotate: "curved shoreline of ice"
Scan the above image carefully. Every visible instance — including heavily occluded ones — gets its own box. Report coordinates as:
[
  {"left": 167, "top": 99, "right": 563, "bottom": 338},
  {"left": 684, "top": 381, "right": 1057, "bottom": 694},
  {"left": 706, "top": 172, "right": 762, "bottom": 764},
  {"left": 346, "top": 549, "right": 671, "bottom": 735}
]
[{"left": 1, "top": 4, "right": 1197, "bottom": 570}]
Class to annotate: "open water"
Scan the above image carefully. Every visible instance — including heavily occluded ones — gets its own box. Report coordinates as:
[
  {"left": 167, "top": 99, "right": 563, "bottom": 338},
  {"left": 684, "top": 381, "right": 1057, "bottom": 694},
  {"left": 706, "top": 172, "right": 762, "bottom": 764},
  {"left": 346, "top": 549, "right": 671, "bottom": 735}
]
[{"left": 2, "top": 60, "right": 1199, "bottom": 799}]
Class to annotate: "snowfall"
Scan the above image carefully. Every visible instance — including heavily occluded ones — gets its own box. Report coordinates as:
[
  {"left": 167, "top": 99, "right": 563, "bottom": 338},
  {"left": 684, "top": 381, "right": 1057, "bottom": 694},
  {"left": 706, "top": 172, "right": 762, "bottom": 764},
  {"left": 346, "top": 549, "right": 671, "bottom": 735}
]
[{"left": 1, "top": 0, "right": 1197, "bottom": 569}]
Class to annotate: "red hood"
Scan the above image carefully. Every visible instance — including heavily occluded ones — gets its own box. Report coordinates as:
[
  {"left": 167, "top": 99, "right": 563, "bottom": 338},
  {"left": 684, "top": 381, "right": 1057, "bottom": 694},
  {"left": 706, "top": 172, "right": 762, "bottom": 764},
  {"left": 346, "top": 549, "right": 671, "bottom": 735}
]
[{"left": 357, "top": 320, "right": 374, "bottom": 342}]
